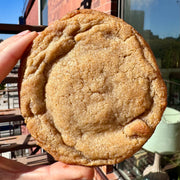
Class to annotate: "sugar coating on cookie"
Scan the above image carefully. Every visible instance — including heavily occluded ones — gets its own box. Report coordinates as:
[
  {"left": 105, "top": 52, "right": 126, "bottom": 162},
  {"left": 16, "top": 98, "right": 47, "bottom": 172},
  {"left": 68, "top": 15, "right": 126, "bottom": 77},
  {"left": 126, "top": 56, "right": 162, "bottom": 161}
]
[{"left": 19, "top": 9, "right": 167, "bottom": 166}]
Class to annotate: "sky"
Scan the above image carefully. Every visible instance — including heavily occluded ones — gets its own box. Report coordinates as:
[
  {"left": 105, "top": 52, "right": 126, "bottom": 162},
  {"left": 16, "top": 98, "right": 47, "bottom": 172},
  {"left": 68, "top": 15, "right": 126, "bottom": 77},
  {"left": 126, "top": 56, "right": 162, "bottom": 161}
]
[
  {"left": 0, "top": 0, "right": 25, "bottom": 40},
  {"left": 131, "top": 0, "right": 180, "bottom": 38}
]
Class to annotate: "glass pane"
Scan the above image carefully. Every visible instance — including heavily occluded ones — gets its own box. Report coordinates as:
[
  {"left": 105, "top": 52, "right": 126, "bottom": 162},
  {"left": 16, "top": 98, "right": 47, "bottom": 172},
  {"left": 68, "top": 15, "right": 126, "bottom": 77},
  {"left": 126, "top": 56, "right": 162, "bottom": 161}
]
[
  {"left": 41, "top": 0, "right": 48, "bottom": 25},
  {"left": 123, "top": 0, "right": 180, "bottom": 111}
]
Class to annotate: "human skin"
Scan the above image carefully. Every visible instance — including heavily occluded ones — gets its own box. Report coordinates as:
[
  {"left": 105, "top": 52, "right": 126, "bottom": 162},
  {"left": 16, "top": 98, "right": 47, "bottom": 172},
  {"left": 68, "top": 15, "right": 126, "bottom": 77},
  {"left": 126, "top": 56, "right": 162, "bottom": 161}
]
[{"left": 0, "top": 30, "right": 95, "bottom": 180}]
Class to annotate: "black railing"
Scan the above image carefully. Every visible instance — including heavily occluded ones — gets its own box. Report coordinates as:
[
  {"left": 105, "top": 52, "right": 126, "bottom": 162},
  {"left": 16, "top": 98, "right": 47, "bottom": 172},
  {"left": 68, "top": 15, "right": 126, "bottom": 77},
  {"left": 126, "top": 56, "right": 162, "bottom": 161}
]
[{"left": 0, "top": 23, "right": 46, "bottom": 34}]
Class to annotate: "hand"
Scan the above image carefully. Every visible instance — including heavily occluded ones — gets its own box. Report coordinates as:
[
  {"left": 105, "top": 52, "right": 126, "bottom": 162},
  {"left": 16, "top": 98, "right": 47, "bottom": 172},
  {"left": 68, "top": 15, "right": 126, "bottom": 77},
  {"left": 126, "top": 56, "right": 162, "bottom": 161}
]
[
  {"left": 0, "top": 31, "right": 95, "bottom": 180},
  {"left": 0, "top": 30, "right": 38, "bottom": 83},
  {"left": 0, "top": 156, "right": 94, "bottom": 180}
]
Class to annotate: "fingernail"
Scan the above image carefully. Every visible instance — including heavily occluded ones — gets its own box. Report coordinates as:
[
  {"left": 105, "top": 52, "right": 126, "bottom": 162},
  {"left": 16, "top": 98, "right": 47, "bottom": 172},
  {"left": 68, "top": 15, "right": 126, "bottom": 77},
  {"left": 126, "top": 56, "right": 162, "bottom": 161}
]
[
  {"left": 17, "top": 30, "right": 30, "bottom": 36},
  {"left": 29, "top": 31, "right": 38, "bottom": 37}
]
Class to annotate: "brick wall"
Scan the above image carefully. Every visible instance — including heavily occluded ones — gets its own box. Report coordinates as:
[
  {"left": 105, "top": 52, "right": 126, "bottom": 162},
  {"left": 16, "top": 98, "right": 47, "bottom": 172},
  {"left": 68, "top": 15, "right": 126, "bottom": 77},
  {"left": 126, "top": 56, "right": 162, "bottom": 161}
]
[
  {"left": 25, "top": 0, "right": 118, "bottom": 25},
  {"left": 48, "top": 0, "right": 118, "bottom": 23},
  {"left": 48, "top": 0, "right": 82, "bottom": 23},
  {"left": 92, "top": 0, "right": 111, "bottom": 14},
  {"left": 26, "top": 0, "right": 39, "bottom": 25}
]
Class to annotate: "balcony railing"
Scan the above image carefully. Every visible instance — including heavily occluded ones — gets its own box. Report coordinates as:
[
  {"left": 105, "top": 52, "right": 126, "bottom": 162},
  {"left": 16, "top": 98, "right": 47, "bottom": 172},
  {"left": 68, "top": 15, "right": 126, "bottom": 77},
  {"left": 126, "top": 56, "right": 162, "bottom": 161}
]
[
  {"left": 0, "top": 23, "right": 50, "bottom": 166},
  {"left": 0, "top": 23, "right": 46, "bottom": 34}
]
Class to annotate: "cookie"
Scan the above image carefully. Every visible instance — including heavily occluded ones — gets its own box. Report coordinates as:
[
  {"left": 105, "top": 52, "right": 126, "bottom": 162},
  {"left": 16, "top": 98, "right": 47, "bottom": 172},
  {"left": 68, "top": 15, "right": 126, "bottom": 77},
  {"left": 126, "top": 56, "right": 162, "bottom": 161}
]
[{"left": 19, "top": 9, "right": 167, "bottom": 166}]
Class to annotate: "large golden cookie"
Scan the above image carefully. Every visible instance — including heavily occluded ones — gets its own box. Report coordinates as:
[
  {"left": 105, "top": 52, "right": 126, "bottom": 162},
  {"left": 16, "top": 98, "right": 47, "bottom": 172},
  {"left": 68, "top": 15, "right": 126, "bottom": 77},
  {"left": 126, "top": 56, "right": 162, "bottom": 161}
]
[{"left": 19, "top": 9, "right": 167, "bottom": 166}]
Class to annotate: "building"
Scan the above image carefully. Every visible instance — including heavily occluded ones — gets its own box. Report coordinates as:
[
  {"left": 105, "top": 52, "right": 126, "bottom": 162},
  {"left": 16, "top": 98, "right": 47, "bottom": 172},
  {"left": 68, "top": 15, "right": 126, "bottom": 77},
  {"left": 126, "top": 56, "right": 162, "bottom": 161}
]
[{"left": 24, "top": 0, "right": 118, "bottom": 26}]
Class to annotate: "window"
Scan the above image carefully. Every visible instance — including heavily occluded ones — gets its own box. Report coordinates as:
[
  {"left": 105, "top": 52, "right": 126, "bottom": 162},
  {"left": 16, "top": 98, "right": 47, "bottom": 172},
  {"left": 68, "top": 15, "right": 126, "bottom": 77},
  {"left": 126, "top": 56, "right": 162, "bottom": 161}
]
[
  {"left": 122, "top": 0, "right": 180, "bottom": 110},
  {"left": 40, "top": 0, "right": 48, "bottom": 25}
]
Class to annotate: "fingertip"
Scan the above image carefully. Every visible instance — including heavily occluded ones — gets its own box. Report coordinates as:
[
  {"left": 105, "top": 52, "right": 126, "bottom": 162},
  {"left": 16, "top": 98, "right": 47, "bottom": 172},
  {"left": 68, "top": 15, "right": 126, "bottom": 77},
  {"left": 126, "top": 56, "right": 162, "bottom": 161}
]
[
  {"left": 29, "top": 31, "right": 38, "bottom": 38},
  {"left": 19, "top": 31, "right": 38, "bottom": 44},
  {"left": 17, "top": 30, "right": 31, "bottom": 36}
]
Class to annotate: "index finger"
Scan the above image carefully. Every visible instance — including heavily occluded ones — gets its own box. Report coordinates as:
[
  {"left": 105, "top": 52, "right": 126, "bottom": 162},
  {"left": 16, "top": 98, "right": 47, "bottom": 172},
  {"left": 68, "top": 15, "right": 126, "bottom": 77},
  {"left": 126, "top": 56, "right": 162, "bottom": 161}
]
[
  {"left": 0, "top": 30, "right": 30, "bottom": 52},
  {"left": 0, "top": 31, "right": 38, "bottom": 83}
]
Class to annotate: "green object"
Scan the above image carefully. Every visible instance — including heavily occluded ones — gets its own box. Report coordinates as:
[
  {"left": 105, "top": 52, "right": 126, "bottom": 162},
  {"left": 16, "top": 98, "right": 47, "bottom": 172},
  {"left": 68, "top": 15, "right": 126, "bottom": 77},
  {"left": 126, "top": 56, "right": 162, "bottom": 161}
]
[
  {"left": 0, "top": 84, "right": 5, "bottom": 90},
  {"left": 143, "top": 107, "right": 180, "bottom": 154}
]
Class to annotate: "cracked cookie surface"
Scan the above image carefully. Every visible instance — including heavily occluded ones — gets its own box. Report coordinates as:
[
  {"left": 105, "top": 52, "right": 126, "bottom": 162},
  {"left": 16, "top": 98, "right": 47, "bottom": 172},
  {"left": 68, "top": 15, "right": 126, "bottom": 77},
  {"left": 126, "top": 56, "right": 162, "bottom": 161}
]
[{"left": 19, "top": 9, "right": 167, "bottom": 166}]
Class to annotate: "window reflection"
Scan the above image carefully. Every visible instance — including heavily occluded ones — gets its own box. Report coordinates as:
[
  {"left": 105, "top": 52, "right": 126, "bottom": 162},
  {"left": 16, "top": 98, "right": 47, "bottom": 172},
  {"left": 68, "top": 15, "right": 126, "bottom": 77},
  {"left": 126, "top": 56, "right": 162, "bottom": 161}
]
[
  {"left": 123, "top": 0, "right": 180, "bottom": 110},
  {"left": 41, "top": 0, "right": 48, "bottom": 25}
]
